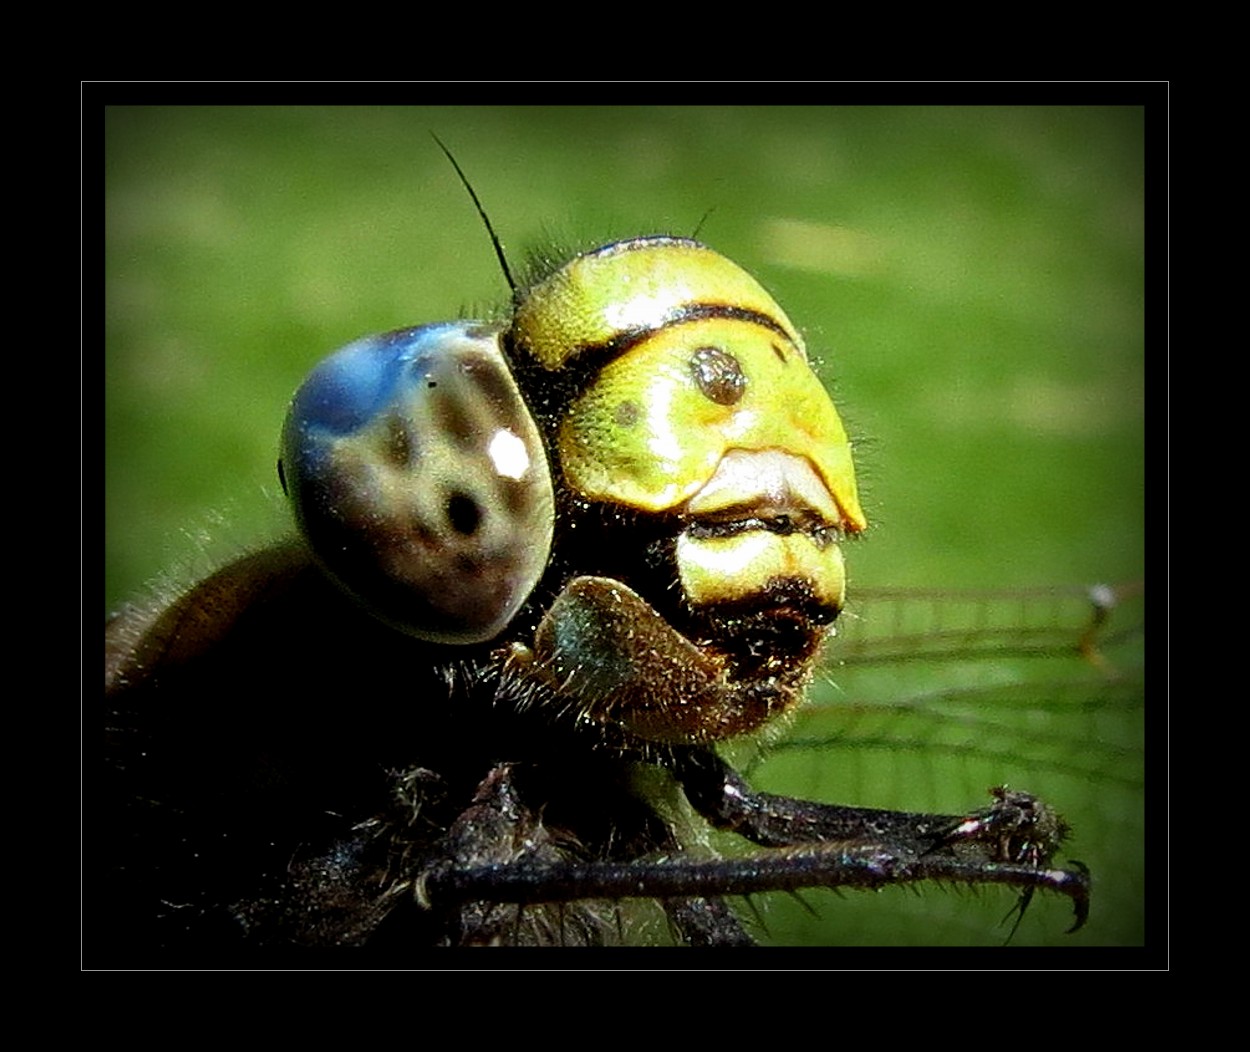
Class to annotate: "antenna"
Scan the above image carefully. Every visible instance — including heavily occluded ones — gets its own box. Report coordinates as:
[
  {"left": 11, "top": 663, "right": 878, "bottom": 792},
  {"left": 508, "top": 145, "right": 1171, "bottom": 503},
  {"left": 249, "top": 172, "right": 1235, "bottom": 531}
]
[
  {"left": 691, "top": 206, "right": 717, "bottom": 241},
  {"left": 431, "top": 133, "right": 516, "bottom": 294}
]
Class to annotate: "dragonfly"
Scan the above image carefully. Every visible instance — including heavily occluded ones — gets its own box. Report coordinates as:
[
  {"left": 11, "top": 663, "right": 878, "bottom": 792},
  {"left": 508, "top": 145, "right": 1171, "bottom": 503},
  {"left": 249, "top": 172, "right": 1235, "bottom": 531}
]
[
  {"left": 99, "top": 108, "right": 1147, "bottom": 955},
  {"left": 98, "top": 240, "right": 1140, "bottom": 955}
]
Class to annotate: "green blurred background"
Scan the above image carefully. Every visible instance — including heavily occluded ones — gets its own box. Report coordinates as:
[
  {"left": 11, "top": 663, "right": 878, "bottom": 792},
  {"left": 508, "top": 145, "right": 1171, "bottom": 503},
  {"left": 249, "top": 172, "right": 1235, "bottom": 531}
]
[{"left": 103, "top": 105, "right": 1147, "bottom": 948}]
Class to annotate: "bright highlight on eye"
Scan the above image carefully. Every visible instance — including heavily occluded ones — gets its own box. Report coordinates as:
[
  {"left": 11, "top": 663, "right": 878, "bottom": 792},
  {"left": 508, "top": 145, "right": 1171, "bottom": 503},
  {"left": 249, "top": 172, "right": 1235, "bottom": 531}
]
[{"left": 488, "top": 428, "right": 531, "bottom": 480}]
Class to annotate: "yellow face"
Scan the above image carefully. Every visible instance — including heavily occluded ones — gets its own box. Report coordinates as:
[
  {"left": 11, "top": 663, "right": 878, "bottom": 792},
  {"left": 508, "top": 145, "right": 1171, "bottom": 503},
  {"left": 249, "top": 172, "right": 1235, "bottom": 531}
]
[{"left": 515, "top": 236, "right": 866, "bottom": 619}]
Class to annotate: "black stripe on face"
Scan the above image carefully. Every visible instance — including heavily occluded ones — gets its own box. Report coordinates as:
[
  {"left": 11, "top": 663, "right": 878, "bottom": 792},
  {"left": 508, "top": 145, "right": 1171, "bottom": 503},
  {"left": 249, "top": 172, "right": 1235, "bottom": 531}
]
[{"left": 596, "top": 303, "right": 797, "bottom": 362}]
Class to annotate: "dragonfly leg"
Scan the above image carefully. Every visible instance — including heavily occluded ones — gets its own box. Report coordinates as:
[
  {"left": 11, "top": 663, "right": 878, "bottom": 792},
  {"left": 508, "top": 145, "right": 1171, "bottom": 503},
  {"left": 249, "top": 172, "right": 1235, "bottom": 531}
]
[
  {"left": 420, "top": 755, "right": 1091, "bottom": 940},
  {"left": 674, "top": 747, "right": 964, "bottom": 850},
  {"left": 671, "top": 748, "right": 1090, "bottom": 931}
]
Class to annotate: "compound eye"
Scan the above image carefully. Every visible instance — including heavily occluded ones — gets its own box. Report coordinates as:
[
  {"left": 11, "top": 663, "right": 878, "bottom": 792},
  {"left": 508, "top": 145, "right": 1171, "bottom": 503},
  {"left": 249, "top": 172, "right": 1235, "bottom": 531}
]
[{"left": 281, "top": 322, "right": 554, "bottom": 644}]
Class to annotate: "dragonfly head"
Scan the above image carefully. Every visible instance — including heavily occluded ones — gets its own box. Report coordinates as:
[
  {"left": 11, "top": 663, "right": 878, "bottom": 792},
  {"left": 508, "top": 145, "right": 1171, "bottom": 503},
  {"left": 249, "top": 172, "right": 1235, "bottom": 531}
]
[{"left": 281, "top": 235, "right": 866, "bottom": 743}]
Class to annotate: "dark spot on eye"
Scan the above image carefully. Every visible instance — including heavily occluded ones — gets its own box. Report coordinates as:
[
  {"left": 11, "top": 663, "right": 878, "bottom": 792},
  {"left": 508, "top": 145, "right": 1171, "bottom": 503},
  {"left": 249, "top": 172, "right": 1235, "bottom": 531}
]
[
  {"left": 691, "top": 346, "right": 746, "bottom": 406},
  {"left": 277, "top": 458, "right": 288, "bottom": 496},
  {"left": 435, "top": 391, "right": 478, "bottom": 450},
  {"left": 615, "top": 400, "right": 640, "bottom": 427},
  {"left": 446, "top": 492, "right": 482, "bottom": 536},
  {"left": 384, "top": 417, "right": 413, "bottom": 466},
  {"left": 771, "top": 343, "right": 788, "bottom": 363},
  {"left": 464, "top": 361, "right": 515, "bottom": 421}
]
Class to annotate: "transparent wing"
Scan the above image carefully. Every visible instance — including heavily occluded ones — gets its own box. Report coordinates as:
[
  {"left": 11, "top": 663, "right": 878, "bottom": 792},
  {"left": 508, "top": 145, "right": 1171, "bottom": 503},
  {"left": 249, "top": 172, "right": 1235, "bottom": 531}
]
[{"left": 737, "top": 582, "right": 1146, "bottom": 946}]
